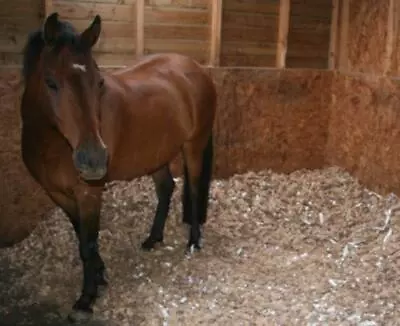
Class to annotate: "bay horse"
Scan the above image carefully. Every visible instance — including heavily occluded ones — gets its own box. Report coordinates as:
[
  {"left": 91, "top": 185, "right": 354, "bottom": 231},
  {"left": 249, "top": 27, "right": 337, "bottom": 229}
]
[{"left": 20, "top": 13, "right": 216, "bottom": 322}]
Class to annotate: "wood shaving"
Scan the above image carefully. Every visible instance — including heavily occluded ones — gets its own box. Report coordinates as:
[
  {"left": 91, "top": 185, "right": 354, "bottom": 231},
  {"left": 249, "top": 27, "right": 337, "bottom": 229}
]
[{"left": 0, "top": 166, "right": 400, "bottom": 325}]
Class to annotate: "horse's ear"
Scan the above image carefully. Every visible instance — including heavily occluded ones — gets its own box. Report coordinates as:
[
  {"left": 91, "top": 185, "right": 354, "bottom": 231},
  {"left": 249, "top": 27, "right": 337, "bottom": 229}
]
[
  {"left": 43, "top": 12, "right": 61, "bottom": 45},
  {"left": 80, "top": 15, "right": 101, "bottom": 49}
]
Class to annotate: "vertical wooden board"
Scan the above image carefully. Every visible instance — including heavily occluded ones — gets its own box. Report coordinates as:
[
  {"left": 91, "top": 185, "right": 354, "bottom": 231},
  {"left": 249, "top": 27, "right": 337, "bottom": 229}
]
[
  {"left": 136, "top": 0, "right": 144, "bottom": 55},
  {"left": 209, "top": 0, "right": 223, "bottom": 65},
  {"left": 390, "top": 0, "right": 400, "bottom": 75},
  {"left": 44, "top": 0, "right": 53, "bottom": 16},
  {"left": 384, "top": 0, "right": 395, "bottom": 74},
  {"left": 338, "top": 0, "right": 349, "bottom": 71},
  {"left": 276, "top": 0, "right": 290, "bottom": 68},
  {"left": 328, "top": 0, "right": 339, "bottom": 69}
]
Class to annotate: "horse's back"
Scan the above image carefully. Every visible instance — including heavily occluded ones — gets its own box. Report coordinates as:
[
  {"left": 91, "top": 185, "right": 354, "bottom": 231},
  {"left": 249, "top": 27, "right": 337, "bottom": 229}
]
[
  {"left": 112, "top": 53, "right": 216, "bottom": 132},
  {"left": 113, "top": 53, "right": 206, "bottom": 80},
  {"left": 113, "top": 53, "right": 215, "bottom": 102}
]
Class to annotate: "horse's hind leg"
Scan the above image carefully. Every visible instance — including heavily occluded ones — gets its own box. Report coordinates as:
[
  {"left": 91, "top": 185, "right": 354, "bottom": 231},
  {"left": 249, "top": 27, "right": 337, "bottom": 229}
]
[
  {"left": 182, "top": 134, "right": 213, "bottom": 251},
  {"left": 197, "top": 134, "right": 213, "bottom": 225},
  {"left": 182, "top": 163, "right": 192, "bottom": 225},
  {"left": 182, "top": 135, "right": 213, "bottom": 226},
  {"left": 142, "top": 165, "right": 175, "bottom": 250}
]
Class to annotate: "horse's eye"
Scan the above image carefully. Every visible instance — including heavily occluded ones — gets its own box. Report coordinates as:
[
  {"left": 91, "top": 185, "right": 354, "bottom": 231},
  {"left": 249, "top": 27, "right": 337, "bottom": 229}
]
[{"left": 45, "top": 77, "right": 58, "bottom": 91}]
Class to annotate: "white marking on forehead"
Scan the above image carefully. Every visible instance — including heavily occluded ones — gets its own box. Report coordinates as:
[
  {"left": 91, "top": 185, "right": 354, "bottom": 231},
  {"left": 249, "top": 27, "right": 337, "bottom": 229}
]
[{"left": 72, "top": 63, "right": 86, "bottom": 72}]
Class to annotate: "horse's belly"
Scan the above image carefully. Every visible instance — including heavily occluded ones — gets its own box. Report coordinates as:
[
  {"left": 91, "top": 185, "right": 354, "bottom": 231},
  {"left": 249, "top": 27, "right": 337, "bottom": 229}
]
[{"left": 107, "top": 142, "right": 181, "bottom": 181}]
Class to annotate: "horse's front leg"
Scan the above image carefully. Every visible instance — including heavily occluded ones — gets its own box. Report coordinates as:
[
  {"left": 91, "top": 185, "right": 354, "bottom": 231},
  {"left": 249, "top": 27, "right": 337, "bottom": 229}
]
[{"left": 68, "top": 185, "right": 104, "bottom": 323}]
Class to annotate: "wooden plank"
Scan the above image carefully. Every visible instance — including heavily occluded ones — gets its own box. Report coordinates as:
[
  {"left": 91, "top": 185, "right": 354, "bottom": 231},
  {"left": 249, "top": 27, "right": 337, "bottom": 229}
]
[
  {"left": 144, "top": 24, "right": 208, "bottom": 41},
  {"left": 393, "top": 0, "right": 400, "bottom": 74},
  {"left": 57, "top": 0, "right": 136, "bottom": 3},
  {"left": 338, "top": 0, "right": 349, "bottom": 70},
  {"left": 145, "top": 0, "right": 208, "bottom": 9},
  {"left": 0, "top": 53, "right": 23, "bottom": 65},
  {"left": 288, "top": 31, "right": 331, "bottom": 45},
  {"left": 384, "top": 0, "right": 395, "bottom": 74},
  {"left": 145, "top": 39, "right": 208, "bottom": 52},
  {"left": 290, "top": 4, "right": 333, "bottom": 14},
  {"left": 0, "top": 18, "right": 42, "bottom": 37},
  {"left": 221, "top": 54, "right": 276, "bottom": 67},
  {"left": 222, "top": 26, "right": 277, "bottom": 43},
  {"left": 222, "top": 42, "right": 276, "bottom": 56},
  {"left": 224, "top": 1, "right": 279, "bottom": 15},
  {"left": 222, "top": 11, "right": 278, "bottom": 29},
  {"left": 94, "top": 53, "right": 137, "bottom": 66},
  {"left": 286, "top": 56, "right": 327, "bottom": 69},
  {"left": 276, "top": 0, "right": 290, "bottom": 68},
  {"left": 144, "top": 7, "right": 209, "bottom": 25},
  {"left": 53, "top": 1, "right": 135, "bottom": 21},
  {"left": 136, "top": 0, "right": 144, "bottom": 55},
  {"left": 209, "top": 0, "right": 223, "bottom": 65},
  {"left": 287, "top": 23, "right": 331, "bottom": 32},
  {"left": 94, "top": 37, "right": 135, "bottom": 53},
  {"left": 291, "top": 0, "right": 331, "bottom": 6},
  {"left": 0, "top": 4, "right": 40, "bottom": 18},
  {"left": 44, "top": 0, "right": 53, "bottom": 16},
  {"left": 0, "top": 18, "right": 135, "bottom": 40},
  {"left": 61, "top": 20, "right": 135, "bottom": 37},
  {"left": 0, "top": 34, "right": 135, "bottom": 54},
  {"left": 287, "top": 44, "right": 328, "bottom": 58},
  {"left": 328, "top": 0, "right": 339, "bottom": 69},
  {"left": 145, "top": 39, "right": 208, "bottom": 63}
]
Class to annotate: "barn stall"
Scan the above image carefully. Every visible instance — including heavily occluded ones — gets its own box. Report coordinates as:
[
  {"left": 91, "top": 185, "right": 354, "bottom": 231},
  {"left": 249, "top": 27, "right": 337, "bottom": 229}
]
[{"left": 1, "top": 0, "right": 400, "bottom": 324}]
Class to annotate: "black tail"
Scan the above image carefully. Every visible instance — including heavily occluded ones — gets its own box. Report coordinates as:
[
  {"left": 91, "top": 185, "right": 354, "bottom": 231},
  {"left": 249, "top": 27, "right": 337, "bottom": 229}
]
[{"left": 182, "top": 134, "right": 214, "bottom": 225}]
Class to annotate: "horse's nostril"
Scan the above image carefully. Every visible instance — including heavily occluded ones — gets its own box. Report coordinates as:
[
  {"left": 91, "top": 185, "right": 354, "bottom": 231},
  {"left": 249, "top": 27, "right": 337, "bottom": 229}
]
[
  {"left": 73, "top": 142, "right": 108, "bottom": 180},
  {"left": 74, "top": 150, "right": 88, "bottom": 167}
]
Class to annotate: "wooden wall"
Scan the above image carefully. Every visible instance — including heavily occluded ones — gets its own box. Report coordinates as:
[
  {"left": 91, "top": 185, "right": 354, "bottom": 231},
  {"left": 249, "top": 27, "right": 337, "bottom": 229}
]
[
  {"left": 53, "top": 0, "right": 137, "bottom": 66},
  {"left": 0, "top": 0, "right": 43, "bottom": 65},
  {"left": 220, "top": 0, "right": 279, "bottom": 67},
  {"left": 143, "top": 0, "right": 210, "bottom": 65},
  {"left": 0, "top": 0, "right": 398, "bottom": 72},
  {"left": 0, "top": 0, "right": 327, "bottom": 69},
  {"left": 286, "top": 0, "right": 332, "bottom": 69}
]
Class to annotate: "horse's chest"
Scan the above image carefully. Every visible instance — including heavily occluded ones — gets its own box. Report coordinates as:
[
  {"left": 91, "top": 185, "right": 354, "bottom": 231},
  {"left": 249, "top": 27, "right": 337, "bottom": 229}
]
[{"left": 21, "top": 129, "right": 76, "bottom": 189}]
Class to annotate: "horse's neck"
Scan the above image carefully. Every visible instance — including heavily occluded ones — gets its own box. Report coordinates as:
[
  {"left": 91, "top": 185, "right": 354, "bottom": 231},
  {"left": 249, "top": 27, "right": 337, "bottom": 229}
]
[{"left": 20, "top": 85, "right": 62, "bottom": 150}]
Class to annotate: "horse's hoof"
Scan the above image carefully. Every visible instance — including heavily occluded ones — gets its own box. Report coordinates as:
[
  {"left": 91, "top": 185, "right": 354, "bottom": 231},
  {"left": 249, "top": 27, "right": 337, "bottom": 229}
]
[
  {"left": 97, "top": 283, "right": 108, "bottom": 298},
  {"left": 96, "top": 272, "right": 109, "bottom": 297},
  {"left": 141, "top": 237, "right": 163, "bottom": 251},
  {"left": 67, "top": 307, "right": 93, "bottom": 324},
  {"left": 185, "top": 242, "right": 201, "bottom": 256}
]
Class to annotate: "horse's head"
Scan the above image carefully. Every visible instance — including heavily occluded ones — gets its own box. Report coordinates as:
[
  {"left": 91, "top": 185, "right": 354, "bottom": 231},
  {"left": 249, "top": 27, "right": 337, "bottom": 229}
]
[{"left": 40, "top": 13, "right": 108, "bottom": 181}]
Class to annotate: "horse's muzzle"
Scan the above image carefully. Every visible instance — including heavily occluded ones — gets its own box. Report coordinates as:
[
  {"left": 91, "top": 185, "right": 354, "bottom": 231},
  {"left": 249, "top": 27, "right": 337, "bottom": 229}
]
[{"left": 73, "top": 138, "right": 108, "bottom": 181}]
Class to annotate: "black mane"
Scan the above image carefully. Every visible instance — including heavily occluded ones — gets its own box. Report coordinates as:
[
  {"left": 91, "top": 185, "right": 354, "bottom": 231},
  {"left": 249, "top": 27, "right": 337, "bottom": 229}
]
[{"left": 21, "top": 19, "right": 80, "bottom": 83}]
